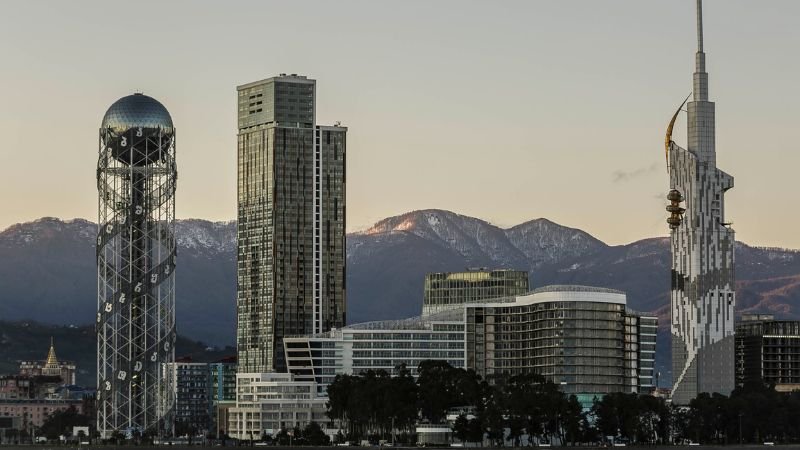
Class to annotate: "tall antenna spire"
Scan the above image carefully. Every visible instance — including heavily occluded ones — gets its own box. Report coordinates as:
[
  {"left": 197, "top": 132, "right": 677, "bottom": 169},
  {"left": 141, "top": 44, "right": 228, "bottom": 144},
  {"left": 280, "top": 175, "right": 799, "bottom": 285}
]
[
  {"left": 696, "top": 0, "right": 704, "bottom": 53},
  {"left": 693, "top": 0, "right": 708, "bottom": 101}
]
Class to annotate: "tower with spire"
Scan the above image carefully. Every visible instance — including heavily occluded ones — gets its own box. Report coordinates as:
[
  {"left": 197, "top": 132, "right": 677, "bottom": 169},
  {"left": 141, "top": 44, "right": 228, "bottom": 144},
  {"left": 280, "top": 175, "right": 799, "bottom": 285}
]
[
  {"left": 664, "top": 0, "right": 736, "bottom": 404},
  {"left": 42, "top": 337, "right": 61, "bottom": 377},
  {"left": 18, "top": 337, "right": 77, "bottom": 385}
]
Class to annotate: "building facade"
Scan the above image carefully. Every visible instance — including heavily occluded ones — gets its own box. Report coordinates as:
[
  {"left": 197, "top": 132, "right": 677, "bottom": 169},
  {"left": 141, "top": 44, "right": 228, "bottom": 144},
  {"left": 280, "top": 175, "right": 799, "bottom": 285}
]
[
  {"left": 465, "top": 286, "right": 655, "bottom": 402},
  {"left": 164, "top": 358, "right": 238, "bottom": 437},
  {"left": 422, "top": 269, "right": 528, "bottom": 315},
  {"left": 228, "top": 373, "right": 332, "bottom": 441},
  {"left": 0, "top": 377, "right": 32, "bottom": 401},
  {"left": 96, "top": 93, "right": 177, "bottom": 435},
  {"left": 736, "top": 315, "right": 800, "bottom": 392},
  {"left": 237, "top": 74, "right": 346, "bottom": 373},
  {"left": 18, "top": 340, "right": 76, "bottom": 386},
  {"left": 210, "top": 359, "right": 237, "bottom": 404},
  {"left": 284, "top": 309, "right": 467, "bottom": 393},
  {"left": 286, "top": 285, "right": 656, "bottom": 402},
  {"left": 209, "top": 359, "right": 237, "bottom": 438},
  {"left": 169, "top": 362, "right": 211, "bottom": 435},
  {"left": 0, "top": 399, "right": 83, "bottom": 430},
  {"left": 637, "top": 315, "right": 659, "bottom": 392},
  {"left": 665, "top": 0, "right": 736, "bottom": 404}
]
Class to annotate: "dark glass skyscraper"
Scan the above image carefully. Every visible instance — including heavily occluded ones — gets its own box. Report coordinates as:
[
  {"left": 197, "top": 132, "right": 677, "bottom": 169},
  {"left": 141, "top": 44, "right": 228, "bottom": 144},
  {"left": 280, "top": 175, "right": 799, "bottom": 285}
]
[{"left": 236, "top": 74, "right": 346, "bottom": 373}]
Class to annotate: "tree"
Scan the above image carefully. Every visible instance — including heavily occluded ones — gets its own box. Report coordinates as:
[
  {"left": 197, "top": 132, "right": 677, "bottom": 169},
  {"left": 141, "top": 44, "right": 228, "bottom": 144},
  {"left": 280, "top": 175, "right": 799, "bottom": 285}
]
[
  {"left": 479, "top": 379, "right": 506, "bottom": 447},
  {"left": 452, "top": 414, "right": 470, "bottom": 443},
  {"left": 467, "top": 416, "right": 484, "bottom": 444},
  {"left": 39, "top": 405, "right": 91, "bottom": 441},
  {"left": 635, "top": 394, "right": 670, "bottom": 444},
  {"left": 275, "top": 428, "right": 291, "bottom": 446},
  {"left": 387, "top": 364, "right": 419, "bottom": 436},
  {"left": 417, "top": 360, "right": 457, "bottom": 423},
  {"left": 109, "top": 429, "right": 125, "bottom": 444},
  {"left": 593, "top": 392, "right": 641, "bottom": 442},
  {"left": 304, "top": 422, "right": 330, "bottom": 445},
  {"left": 417, "top": 361, "right": 482, "bottom": 424}
]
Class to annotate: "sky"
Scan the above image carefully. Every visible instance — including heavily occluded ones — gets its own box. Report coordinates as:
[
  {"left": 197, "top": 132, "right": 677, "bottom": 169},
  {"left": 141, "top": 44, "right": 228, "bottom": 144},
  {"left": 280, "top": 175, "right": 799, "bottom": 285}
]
[{"left": 0, "top": 0, "right": 798, "bottom": 248}]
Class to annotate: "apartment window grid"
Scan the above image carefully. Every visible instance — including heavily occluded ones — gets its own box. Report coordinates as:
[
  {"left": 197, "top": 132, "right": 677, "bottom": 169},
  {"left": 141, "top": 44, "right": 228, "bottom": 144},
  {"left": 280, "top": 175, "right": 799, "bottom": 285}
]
[{"left": 467, "top": 300, "right": 649, "bottom": 396}]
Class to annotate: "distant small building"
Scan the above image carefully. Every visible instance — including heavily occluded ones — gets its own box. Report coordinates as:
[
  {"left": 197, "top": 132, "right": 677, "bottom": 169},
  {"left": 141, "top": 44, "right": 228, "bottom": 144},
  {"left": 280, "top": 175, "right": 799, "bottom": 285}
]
[
  {"left": 18, "top": 338, "right": 76, "bottom": 385},
  {"left": 422, "top": 269, "right": 529, "bottom": 315},
  {"left": 0, "top": 415, "right": 23, "bottom": 440},
  {"left": 0, "top": 374, "right": 79, "bottom": 401},
  {"left": 165, "top": 356, "right": 238, "bottom": 437},
  {"left": 210, "top": 357, "right": 237, "bottom": 403},
  {"left": 167, "top": 360, "right": 212, "bottom": 435},
  {"left": 0, "top": 398, "right": 83, "bottom": 430},
  {"left": 637, "top": 315, "right": 659, "bottom": 392},
  {"left": 0, "top": 376, "right": 33, "bottom": 400},
  {"left": 54, "top": 385, "right": 96, "bottom": 400},
  {"left": 736, "top": 314, "right": 800, "bottom": 392},
  {"left": 209, "top": 357, "right": 237, "bottom": 438}
]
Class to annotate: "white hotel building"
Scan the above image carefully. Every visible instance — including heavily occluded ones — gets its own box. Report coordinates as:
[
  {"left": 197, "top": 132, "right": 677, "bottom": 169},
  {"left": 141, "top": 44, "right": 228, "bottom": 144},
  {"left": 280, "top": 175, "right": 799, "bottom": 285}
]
[{"left": 283, "top": 308, "right": 467, "bottom": 394}]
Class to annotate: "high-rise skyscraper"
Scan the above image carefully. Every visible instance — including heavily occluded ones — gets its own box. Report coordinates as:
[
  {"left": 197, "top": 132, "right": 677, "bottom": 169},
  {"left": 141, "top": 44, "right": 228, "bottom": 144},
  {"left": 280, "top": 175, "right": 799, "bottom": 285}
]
[
  {"left": 96, "top": 93, "right": 177, "bottom": 436},
  {"left": 665, "top": 0, "right": 736, "bottom": 404},
  {"left": 236, "top": 74, "right": 346, "bottom": 373}
]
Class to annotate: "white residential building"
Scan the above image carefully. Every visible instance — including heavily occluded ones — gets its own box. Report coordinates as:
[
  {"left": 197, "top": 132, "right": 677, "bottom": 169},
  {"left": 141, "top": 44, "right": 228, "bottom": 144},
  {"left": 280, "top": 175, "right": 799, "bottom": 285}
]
[
  {"left": 284, "top": 309, "right": 467, "bottom": 394},
  {"left": 228, "top": 372, "right": 334, "bottom": 441}
]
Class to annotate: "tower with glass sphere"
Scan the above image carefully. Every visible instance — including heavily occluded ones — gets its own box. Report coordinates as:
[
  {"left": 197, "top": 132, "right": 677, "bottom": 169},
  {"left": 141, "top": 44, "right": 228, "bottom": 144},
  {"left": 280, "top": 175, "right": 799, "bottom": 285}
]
[{"left": 96, "top": 93, "right": 177, "bottom": 437}]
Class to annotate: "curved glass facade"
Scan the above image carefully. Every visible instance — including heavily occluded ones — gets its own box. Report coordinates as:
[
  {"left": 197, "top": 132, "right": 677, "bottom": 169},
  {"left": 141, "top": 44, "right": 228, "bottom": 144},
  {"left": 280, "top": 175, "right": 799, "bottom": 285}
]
[{"left": 465, "top": 286, "right": 649, "bottom": 396}]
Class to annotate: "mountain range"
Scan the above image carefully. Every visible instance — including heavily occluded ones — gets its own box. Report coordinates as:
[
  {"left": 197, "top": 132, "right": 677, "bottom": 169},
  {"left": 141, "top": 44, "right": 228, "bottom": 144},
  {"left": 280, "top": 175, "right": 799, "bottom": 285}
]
[{"left": 2, "top": 210, "right": 800, "bottom": 384}]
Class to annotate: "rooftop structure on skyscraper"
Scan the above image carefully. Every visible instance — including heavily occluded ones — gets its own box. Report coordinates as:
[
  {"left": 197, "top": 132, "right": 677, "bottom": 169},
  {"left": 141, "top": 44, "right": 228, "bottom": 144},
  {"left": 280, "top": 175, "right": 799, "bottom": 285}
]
[{"left": 422, "top": 269, "right": 528, "bottom": 315}]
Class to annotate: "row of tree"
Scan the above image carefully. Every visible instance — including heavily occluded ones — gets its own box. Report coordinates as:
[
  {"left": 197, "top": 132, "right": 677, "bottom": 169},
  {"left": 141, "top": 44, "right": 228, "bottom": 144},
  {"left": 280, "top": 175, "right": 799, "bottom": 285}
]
[
  {"left": 327, "top": 361, "right": 800, "bottom": 445},
  {"left": 327, "top": 361, "right": 586, "bottom": 445}
]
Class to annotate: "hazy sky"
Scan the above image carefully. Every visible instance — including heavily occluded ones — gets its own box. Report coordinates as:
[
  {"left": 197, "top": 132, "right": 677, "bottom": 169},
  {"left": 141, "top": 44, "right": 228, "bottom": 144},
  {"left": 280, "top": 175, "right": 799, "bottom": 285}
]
[{"left": 1, "top": 1, "right": 798, "bottom": 248}]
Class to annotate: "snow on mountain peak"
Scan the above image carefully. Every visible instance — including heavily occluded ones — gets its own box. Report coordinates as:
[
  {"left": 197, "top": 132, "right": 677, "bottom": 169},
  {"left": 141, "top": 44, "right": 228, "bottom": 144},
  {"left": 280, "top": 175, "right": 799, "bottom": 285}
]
[
  {"left": 1, "top": 217, "right": 236, "bottom": 253},
  {"left": 352, "top": 210, "right": 605, "bottom": 269}
]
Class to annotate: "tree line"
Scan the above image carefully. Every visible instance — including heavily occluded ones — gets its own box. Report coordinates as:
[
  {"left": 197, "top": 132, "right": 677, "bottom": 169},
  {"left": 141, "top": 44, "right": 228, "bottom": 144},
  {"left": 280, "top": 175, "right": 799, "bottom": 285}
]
[{"left": 327, "top": 361, "right": 800, "bottom": 445}]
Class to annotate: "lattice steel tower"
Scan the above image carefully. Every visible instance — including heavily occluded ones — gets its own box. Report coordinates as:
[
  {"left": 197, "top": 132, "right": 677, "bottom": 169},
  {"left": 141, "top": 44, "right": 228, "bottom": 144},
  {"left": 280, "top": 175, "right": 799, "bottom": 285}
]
[{"left": 96, "top": 93, "right": 177, "bottom": 437}]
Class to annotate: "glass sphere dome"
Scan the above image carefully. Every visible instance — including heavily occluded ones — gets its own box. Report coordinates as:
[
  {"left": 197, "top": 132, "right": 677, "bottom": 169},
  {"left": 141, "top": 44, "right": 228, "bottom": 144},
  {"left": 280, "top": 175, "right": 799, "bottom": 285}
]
[{"left": 101, "top": 93, "right": 173, "bottom": 134}]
